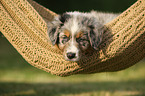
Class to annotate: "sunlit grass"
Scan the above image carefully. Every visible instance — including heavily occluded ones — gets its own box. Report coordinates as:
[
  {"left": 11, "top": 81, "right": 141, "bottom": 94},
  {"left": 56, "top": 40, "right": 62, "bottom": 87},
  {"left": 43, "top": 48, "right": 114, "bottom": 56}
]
[{"left": 0, "top": 37, "right": 145, "bottom": 96}]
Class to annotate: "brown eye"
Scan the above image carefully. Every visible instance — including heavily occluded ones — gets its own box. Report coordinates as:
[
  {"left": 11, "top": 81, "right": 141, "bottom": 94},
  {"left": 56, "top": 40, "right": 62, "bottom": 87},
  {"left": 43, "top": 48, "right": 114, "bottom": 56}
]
[
  {"left": 76, "top": 38, "right": 87, "bottom": 43},
  {"left": 61, "top": 35, "right": 69, "bottom": 44},
  {"left": 76, "top": 37, "right": 89, "bottom": 50},
  {"left": 82, "top": 43, "right": 86, "bottom": 47},
  {"left": 80, "top": 41, "right": 89, "bottom": 50},
  {"left": 80, "top": 40, "right": 88, "bottom": 46},
  {"left": 62, "top": 36, "right": 68, "bottom": 39}
]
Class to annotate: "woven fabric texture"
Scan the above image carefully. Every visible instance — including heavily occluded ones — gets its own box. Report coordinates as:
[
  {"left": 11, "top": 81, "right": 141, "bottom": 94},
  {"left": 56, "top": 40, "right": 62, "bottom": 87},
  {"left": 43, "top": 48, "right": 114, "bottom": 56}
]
[{"left": 0, "top": 0, "right": 144, "bottom": 77}]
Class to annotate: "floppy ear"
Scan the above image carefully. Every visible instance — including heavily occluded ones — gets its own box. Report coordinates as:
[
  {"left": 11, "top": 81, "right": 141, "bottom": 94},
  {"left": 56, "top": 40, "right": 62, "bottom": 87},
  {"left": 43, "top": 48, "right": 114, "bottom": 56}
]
[
  {"left": 47, "top": 15, "right": 60, "bottom": 45},
  {"left": 47, "top": 13, "right": 71, "bottom": 45},
  {"left": 88, "top": 25, "right": 104, "bottom": 50},
  {"left": 48, "top": 26, "right": 59, "bottom": 45}
]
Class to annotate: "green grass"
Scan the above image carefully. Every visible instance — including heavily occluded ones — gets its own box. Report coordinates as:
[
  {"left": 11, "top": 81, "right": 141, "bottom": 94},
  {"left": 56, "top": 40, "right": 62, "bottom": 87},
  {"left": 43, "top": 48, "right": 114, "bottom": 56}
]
[{"left": 0, "top": 36, "right": 145, "bottom": 96}]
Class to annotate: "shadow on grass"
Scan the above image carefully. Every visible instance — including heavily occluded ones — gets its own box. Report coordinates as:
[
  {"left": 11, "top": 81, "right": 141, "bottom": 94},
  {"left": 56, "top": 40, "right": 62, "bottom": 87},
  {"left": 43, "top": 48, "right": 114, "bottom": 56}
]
[{"left": 0, "top": 79, "right": 145, "bottom": 96}]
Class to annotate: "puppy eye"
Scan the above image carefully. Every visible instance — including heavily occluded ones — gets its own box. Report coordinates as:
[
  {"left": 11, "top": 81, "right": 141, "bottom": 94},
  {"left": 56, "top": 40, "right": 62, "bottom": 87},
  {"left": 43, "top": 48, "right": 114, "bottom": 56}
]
[
  {"left": 62, "top": 36, "right": 68, "bottom": 39},
  {"left": 76, "top": 38, "right": 89, "bottom": 47},
  {"left": 76, "top": 38, "right": 87, "bottom": 43},
  {"left": 82, "top": 43, "right": 86, "bottom": 47},
  {"left": 80, "top": 41, "right": 87, "bottom": 46},
  {"left": 61, "top": 35, "right": 69, "bottom": 44}
]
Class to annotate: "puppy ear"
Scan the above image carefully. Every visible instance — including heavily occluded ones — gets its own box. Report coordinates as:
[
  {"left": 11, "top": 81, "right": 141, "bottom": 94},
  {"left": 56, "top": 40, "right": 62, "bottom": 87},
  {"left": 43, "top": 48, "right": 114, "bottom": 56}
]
[
  {"left": 47, "top": 13, "right": 71, "bottom": 45},
  {"left": 48, "top": 27, "right": 59, "bottom": 45},
  {"left": 47, "top": 16, "right": 60, "bottom": 45},
  {"left": 88, "top": 25, "right": 104, "bottom": 50}
]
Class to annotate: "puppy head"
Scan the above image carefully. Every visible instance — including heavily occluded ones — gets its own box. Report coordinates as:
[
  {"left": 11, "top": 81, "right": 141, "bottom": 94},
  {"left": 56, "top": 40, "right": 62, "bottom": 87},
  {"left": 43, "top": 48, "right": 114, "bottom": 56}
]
[{"left": 47, "top": 12, "right": 103, "bottom": 61}]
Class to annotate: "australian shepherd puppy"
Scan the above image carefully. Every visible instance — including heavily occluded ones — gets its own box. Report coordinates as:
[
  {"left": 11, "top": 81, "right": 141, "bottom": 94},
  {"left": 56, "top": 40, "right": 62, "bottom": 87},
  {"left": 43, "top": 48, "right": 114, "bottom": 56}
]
[{"left": 47, "top": 11, "right": 119, "bottom": 61}]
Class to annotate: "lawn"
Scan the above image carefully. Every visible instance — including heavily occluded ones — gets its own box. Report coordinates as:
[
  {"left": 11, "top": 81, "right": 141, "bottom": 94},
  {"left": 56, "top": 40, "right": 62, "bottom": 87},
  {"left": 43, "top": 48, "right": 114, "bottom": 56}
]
[{"left": 0, "top": 36, "right": 145, "bottom": 96}]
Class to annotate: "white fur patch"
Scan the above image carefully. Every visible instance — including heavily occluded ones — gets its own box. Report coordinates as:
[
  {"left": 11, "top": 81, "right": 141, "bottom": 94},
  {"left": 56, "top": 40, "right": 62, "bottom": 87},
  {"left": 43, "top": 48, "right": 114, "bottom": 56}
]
[
  {"left": 65, "top": 38, "right": 80, "bottom": 61},
  {"left": 70, "top": 18, "right": 80, "bottom": 36},
  {"left": 66, "top": 40, "right": 79, "bottom": 53}
]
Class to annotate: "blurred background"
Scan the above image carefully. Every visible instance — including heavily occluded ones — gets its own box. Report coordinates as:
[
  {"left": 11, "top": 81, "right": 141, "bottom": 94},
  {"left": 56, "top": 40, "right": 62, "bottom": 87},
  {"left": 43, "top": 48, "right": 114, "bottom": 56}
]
[
  {"left": 0, "top": 0, "right": 145, "bottom": 96},
  {"left": 34, "top": 0, "right": 136, "bottom": 13}
]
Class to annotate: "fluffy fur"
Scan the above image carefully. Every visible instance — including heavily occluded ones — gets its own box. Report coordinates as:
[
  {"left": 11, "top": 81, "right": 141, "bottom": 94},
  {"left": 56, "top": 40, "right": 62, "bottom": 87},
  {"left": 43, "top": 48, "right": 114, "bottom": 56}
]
[{"left": 47, "top": 11, "right": 119, "bottom": 61}]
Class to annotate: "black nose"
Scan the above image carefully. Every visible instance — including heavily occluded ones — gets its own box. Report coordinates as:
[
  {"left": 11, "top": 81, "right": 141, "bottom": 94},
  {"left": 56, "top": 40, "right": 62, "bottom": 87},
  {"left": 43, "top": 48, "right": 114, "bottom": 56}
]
[{"left": 67, "top": 52, "right": 76, "bottom": 59}]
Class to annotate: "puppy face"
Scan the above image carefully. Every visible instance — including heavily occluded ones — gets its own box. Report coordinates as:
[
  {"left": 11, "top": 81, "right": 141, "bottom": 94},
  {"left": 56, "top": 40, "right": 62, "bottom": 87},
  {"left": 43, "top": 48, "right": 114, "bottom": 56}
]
[
  {"left": 58, "top": 29, "right": 90, "bottom": 61},
  {"left": 48, "top": 12, "right": 103, "bottom": 61}
]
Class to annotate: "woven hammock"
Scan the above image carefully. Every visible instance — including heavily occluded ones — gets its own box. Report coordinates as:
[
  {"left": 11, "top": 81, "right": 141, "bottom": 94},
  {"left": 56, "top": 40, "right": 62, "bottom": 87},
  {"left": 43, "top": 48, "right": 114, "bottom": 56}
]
[{"left": 0, "top": 0, "right": 144, "bottom": 77}]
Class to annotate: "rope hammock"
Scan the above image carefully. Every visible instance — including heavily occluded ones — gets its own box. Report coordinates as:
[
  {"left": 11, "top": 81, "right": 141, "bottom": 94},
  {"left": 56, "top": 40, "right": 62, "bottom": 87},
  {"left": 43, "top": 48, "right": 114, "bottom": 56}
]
[{"left": 0, "top": 0, "right": 144, "bottom": 77}]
